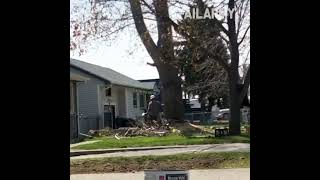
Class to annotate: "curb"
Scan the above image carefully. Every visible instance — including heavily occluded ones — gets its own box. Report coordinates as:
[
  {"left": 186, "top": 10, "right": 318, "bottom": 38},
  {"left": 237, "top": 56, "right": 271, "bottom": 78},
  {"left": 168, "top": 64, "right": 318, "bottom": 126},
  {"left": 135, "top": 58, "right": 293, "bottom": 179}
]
[{"left": 70, "top": 146, "right": 188, "bottom": 157}]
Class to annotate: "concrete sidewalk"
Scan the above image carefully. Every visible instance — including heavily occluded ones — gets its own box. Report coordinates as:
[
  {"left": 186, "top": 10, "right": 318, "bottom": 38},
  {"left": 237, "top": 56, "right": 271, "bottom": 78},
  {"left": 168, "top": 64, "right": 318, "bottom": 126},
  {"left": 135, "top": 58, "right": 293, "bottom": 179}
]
[
  {"left": 70, "top": 140, "right": 102, "bottom": 148},
  {"left": 71, "top": 145, "right": 188, "bottom": 156},
  {"left": 70, "top": 168, "right": 250, "bottom": 180},
  {"left": 71, "top": 143, "right": 250, "bottom": 160}
]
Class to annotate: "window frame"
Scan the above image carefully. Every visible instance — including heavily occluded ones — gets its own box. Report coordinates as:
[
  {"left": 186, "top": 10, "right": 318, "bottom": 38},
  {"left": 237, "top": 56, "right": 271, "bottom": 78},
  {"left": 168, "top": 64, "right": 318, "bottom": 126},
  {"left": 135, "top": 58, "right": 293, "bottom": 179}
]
[
  {"left": 133, "top": 92, "right": 137, "bottom": 108},
  {"left": 139, "top": 93, "right": 145, "bottom": 109},
  {"left": 106, "top": 88, "right": 111, "bottom": 97}
]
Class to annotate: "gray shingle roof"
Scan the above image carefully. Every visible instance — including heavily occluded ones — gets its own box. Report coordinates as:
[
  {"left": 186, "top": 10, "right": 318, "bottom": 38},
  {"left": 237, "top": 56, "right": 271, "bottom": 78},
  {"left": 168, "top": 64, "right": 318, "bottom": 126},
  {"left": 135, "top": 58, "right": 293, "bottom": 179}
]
[
  {"left": 138, "top": 81, "right": 156, "bottom": 90},
  {"left": 70, "top": 58, "right": 153, "bottom": 90}
]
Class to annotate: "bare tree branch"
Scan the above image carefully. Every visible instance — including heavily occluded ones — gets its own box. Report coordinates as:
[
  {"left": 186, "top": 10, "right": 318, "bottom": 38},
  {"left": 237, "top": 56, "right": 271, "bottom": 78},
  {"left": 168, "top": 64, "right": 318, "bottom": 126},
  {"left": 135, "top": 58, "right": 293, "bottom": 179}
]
[
  {"left": 214, "top": 18, "right": 229, "bottom": 37},
  {"left": 219, "top": 34, "right": 230, "bottom": 46},
  {"left": 169, "top": 0, "right": 191, "bottom": 7},
  {"left": 129, "top": 0, "right": 160, "bottom": 63},
  {"left": 147, "top": 62, "right": 156, "bottom": 66},
  {"left": 105, "top": 23, "right": 135, "bottom": 36},
  {"left": 240, "top": 0, "right": 250, "bottom": 21},
  {"left": 236, "top": 0, "right": 250, "bottom": 38},
  {"left": 237, "top": 25, "right": 250, "bottom": 45},
  {"left": 213, "top": 0, "right": 228, "bottom": 9},
  {"left": 243, "top": 49, "right": 250, "bottom": 64},
  {"left": 236, "top": 0, "right": 244, "bottom": 37},
  {"left": 141, "top": 0, "right": 156, "bottom": 14}
]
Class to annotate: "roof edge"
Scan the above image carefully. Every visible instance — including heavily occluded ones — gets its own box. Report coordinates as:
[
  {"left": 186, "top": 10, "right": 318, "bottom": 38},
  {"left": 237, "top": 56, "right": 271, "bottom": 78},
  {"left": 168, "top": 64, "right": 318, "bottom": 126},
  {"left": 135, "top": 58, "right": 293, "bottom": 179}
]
[
  {"left": 70, "top": 64, "right": 111, "bottom": 84},
  {"left": 70, "top": 64, "right": 152, "bottom": 90}
]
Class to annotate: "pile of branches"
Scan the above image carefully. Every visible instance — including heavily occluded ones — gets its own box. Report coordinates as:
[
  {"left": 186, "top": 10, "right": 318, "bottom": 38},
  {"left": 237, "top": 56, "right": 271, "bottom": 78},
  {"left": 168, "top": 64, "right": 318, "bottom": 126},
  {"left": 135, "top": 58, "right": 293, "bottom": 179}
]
[
  {"left": 88, "top": 117, "right": 170, "bottom": 138},
  {"left": 88, "top": 117, "right": 215, "bottom": 138},
  {"left": 120, "top": 118, "right": 170, "bottom": 137}
]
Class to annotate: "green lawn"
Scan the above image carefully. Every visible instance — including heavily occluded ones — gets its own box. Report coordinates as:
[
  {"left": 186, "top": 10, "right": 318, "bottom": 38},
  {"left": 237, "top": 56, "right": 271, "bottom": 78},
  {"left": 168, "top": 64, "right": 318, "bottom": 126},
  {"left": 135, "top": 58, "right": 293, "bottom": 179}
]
[
  {"left": 72, "top": 134, "right": 250, "bottom": 150},
  {"left": 71, "top": 151, "right": 250, "bottom": 174}
]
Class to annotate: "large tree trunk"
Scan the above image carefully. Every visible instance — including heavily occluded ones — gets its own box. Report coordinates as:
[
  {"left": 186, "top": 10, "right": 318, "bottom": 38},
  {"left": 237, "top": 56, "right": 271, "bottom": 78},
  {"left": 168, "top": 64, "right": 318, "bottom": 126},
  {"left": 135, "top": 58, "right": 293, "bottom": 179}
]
[
  {"left": 154, "top": 0, "right": 184, "bottom": 122},
  {"left": 129, "top": 0, "right": 185, "bottom": 122},
  {"left": 158, "top": 64, "right": 184, "bottom": 121},
  {"left": 227, "top": 0, "right": 241, "bottom": 135},
  {"left": 228, "top": 46, "right": 242, "bottom": 135},
  {"left": 228, "top": 78, "right": 241, "bottom": 135},
  {"left": 228, "top": 48, "right": 242, "bottom": 135}
]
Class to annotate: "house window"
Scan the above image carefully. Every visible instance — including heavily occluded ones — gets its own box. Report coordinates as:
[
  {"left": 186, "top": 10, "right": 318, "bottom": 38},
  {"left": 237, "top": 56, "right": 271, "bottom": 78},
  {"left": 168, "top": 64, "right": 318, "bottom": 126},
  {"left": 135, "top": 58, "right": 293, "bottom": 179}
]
[
  {"left": 106, "top": 88, "right": 111, "bottom": 96},
  {"left": 140, "top": 93, "right": 145, "bottom": 108},
  {"left": 133, "top": 92, "right": 137, "bottom": 108}
]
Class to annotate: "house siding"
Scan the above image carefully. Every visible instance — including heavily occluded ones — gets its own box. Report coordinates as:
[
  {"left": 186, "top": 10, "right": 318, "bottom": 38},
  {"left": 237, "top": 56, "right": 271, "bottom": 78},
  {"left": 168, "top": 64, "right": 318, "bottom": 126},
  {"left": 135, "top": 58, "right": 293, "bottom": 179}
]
[
  {"left": 71, "top": 64, "right": 153, "bottom": 132},
  {"left": 111, "top": 86, "right": 119, "bottom": 117},
  {"left": 70, "top": 80, "right": 79, "bottom": 141},
  {"left": 116, "top": 86, "right": 126, "bottom": 117},
  {"left": 125, "top": 87, "right": 149, "bottom": 119},
  {"left": 70, "top": 67, "right": 106, "bottom": 133}
]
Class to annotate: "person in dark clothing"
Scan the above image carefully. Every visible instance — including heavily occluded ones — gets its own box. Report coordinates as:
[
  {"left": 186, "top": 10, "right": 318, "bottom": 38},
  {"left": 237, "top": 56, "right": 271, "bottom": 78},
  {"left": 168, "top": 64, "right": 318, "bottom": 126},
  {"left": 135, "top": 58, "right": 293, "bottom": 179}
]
[{"left": 146, "top": 95, "right": 162, "bottom": 124}]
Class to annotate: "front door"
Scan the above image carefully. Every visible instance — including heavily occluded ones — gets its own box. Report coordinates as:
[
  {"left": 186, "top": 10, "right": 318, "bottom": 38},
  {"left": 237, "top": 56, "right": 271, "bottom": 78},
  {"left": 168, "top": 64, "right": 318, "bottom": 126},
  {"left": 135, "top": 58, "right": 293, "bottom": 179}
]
[{"left": 104, "top": 105, "right": 115, "bottom": 128}]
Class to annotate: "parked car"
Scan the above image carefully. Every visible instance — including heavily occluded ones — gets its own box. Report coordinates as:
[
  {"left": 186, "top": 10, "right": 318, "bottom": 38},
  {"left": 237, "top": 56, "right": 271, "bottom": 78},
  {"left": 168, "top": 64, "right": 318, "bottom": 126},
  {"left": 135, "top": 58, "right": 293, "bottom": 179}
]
[
  {"left": 216, "top": 108, "right": 250, "bottom": 122},
  {"left": 216, "top": 109, "right": 230, "bottom": 120}
]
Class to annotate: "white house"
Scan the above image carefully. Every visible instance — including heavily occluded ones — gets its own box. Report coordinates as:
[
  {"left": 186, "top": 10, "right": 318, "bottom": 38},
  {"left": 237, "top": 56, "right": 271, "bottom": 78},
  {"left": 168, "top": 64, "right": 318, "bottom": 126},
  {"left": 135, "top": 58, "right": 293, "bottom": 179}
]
[{"left": 70, "top": 58, "right": 153, "bottom": 133}]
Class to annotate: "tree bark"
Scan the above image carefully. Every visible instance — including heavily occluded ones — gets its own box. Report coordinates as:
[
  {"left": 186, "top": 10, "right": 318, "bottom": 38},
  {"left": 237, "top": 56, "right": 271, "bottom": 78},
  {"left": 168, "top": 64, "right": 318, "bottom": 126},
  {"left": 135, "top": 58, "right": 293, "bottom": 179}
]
[
  {"left": 227, "top": 0, "right": 242, "bottom": 135},
  {"left": 228, "top": 77, "right": 241, "bottom": 135},
  {"left": 158, "top": 64, "right": 184, "bottom": 121},
  {"left": 129, "top": 0, "right": 160, "bottom": 62},
  {"left": 228, "top": 46, "right": 242, "bottom": 135},
  {"left": 154, "top": 0, "right": 184, "bottom": 122}
]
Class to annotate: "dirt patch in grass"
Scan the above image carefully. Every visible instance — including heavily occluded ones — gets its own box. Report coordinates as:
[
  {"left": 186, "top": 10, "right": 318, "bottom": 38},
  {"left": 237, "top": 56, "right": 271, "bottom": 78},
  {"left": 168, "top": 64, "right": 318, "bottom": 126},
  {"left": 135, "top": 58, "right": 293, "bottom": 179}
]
[
  {"left": 70, "top": 152, "right": 249, "bottom": 174},
  {"left": 171, "top": 122, "right": 212, "bottom": 136}
]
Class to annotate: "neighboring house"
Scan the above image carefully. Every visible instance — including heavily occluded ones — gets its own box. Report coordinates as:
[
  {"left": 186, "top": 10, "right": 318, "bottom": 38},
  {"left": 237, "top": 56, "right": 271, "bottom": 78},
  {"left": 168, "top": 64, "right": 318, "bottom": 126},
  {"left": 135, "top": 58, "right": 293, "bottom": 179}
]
[
  {"left": 138, "top": 79, "right": 162, "bottom": 102},
  {"left": 139, "top": 78, "right": 198, "bottom": 112},
  {"left": 70, "top": 58, "right": 153, "bottom": 134},
  {"left": 70, "top": 72, "right": 89, "bottom": 141}
]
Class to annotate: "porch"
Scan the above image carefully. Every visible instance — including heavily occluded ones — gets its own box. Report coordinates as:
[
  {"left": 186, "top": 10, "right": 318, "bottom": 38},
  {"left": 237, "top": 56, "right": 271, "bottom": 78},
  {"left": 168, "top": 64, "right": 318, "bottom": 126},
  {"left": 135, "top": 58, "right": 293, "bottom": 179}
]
[
  {"left": 70, "top": 73, "right": 89, "bottom": 142},
  {"left": 102, "top": 85, "right": 152, "bottom": 128}
]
